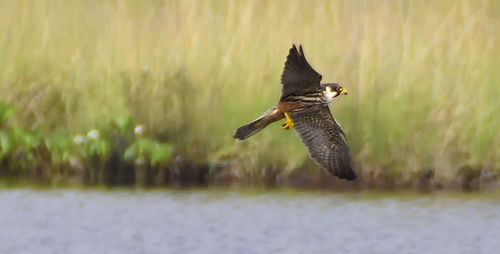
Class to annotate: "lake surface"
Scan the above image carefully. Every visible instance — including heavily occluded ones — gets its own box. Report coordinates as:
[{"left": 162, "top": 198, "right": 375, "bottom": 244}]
[{"left": 0, "top": 189, "right": 499, "bottom": 254}]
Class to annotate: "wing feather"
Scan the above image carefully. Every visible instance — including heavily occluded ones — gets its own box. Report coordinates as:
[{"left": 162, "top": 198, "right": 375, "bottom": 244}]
[
  {"left": 280, "top": 45, "right": 322, "bottom": 98},
  {"left": 290, "top": 106, "right": 357, "bottom": 180}
]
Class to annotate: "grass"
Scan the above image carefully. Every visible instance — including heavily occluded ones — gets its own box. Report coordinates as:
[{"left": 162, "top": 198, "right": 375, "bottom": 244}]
[{"left": 0, "top": 0, "right": 498, "bottom": 187}]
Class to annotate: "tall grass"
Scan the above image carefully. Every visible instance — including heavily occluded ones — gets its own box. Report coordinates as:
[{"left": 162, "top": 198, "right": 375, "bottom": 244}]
[{"left": 0, "top": 0, "right": 498, "bottom": 185}]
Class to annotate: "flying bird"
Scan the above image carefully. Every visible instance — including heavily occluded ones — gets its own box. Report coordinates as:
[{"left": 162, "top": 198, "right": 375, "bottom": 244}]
[{"left": 233, "top": 45, "right": 356, "bottom": 180}]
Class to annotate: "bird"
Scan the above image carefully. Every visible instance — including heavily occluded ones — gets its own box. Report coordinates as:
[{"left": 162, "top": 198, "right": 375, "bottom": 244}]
[{"left": 233, "top": 44, "right": 357, "bottom": 180}]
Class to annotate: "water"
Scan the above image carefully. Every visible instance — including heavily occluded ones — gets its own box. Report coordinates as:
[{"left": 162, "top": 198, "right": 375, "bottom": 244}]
[{"left": 0, "top": 189, "right": 499, "bottom": 254}]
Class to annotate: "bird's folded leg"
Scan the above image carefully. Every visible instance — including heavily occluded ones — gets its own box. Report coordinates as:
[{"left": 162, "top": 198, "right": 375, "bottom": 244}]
[{"left": 281, "top": 112, "right": 295, "bottom": 130}]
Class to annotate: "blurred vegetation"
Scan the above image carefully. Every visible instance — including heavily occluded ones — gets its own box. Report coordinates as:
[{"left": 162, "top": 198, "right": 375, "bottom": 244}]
[{"left": 0, "top": 0, "right": 498, "bottom": 190}]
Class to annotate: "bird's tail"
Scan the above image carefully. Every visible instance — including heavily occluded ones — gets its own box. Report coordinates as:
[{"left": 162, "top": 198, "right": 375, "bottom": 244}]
[{"left": 233, "top": 107, "right": 281, "bottom": 140}]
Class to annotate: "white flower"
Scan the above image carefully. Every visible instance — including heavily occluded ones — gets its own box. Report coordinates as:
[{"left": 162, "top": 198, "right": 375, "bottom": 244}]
[
  {"left": 87, "top": 129, "right": 99, "bottom": 140},
  {"left": 73, "top": 135, "right": 87, "bottom": 144},
  {"left": 134, "top": 125, "right": 144, "bottom": 135}
]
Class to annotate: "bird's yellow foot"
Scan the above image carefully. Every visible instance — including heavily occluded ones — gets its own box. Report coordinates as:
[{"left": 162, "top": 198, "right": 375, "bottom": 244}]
[{"left": 281, "top": 112, "right": 295, "bottom": 130}]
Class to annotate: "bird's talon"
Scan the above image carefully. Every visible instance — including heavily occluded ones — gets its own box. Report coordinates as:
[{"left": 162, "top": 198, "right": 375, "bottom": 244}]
[{"left": 281, "top": 112, "right": 295, "bottom": 130}]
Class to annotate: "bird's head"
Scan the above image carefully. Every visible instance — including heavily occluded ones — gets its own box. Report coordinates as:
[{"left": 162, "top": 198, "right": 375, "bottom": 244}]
[{"left": 321, "top": 83, "right": 348, "bottom": 102}]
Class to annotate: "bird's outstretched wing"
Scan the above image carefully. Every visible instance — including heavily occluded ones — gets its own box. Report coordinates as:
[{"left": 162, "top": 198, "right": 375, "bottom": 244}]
[
  {"left": 290, "top": 105, "right": 356, "bottom": 180},
  {"left": 280, "top": 44, "right": 322, "bottom": 98}
]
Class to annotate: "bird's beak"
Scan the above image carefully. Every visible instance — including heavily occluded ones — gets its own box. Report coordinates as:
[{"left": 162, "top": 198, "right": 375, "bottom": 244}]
[{"left": 340, "top": 87, "right": 348, "bottom": 95}]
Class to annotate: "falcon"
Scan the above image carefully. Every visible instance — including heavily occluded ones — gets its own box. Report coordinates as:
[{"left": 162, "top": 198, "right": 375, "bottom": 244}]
[{"left": 233, "top": 45, "right": 356, "bottom": 180}]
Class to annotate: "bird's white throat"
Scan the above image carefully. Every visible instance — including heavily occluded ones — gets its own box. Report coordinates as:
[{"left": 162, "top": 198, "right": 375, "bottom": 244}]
[{"left": 323, "top": 86, "right": 338, "bottom": 101}]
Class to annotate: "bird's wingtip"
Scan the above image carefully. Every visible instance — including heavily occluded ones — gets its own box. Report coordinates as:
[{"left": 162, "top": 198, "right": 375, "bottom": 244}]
[{"left": 339, "top": 170, "right": 358, "bottom": 181}]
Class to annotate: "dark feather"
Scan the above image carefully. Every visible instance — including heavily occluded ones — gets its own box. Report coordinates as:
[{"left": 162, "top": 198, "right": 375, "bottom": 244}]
[
  {"left": 280, "top": 45, "right": 322, "bottom": 99},
  {"left": 290, "top": 105, "right": 356, "bottom": 180},
  {"left": 233, "top": 107, "right": 283, "bottom": 140}
]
